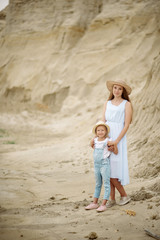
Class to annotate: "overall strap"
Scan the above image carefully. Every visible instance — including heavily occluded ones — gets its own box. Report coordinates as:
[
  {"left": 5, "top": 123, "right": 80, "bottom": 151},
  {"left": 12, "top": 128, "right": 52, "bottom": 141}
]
[{"left": 102, "top": 139, "right": 108, "bottom": 149}]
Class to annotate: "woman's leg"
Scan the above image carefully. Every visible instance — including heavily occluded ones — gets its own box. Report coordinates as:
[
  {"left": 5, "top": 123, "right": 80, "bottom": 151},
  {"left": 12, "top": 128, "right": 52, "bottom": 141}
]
[
  {"left": 110, "top": 178, "right": 127, "bottom": 197},
  {"left": 110, "top": 180, "right": 116, "bottom": 200}
]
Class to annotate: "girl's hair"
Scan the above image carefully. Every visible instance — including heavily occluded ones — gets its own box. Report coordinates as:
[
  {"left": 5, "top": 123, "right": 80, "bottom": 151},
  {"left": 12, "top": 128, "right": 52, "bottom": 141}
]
[{"left": 108, "top": 86, "right": 131, "bottom": 102}]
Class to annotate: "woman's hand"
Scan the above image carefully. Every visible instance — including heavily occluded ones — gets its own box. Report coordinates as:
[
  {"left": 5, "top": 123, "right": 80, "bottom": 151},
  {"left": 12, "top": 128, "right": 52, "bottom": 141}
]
[
  {"left": 108, "top": 140, "right": 118, "bottom": 146},
  {"left": 108, "top": 145, "right": 114, "bottom": 152},
  {"left": 108, "top": 141, "right": 118, "bottom": 154},
  {"left": 107, "top": 141, "right": 115, "bottom": 152}
]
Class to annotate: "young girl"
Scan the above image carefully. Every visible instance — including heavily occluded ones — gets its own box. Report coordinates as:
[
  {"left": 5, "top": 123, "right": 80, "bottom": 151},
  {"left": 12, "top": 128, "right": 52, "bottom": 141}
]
[
  {"left": 102, "top": 79, "right": 132, "bottom": 207},
  {"left": 85, "top": 121, "right": 118, "bottom": 212}
]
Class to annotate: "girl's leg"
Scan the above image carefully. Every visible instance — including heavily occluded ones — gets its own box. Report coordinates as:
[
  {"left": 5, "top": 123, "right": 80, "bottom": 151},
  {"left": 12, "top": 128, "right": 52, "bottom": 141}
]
[
  {"left": 110, "top": 178, "right": 127, "bottom": 197},
  {"left": 101, "top": 163, "right": 110, "bottom": 205},
  {"left": 101, "top": 199, "right": 107, "bottom": 205},
  {"left": 93, "top": 197, "right": 98, "bottom": 204},
  {"left": 94, "top": 164, "right": 102, "bottom": 200},
  {"left": 96, "top": 162, "right": 110, "bottom": 212},
  {"left": 85, "top": 164, "right": 101, "bottom": 210}
]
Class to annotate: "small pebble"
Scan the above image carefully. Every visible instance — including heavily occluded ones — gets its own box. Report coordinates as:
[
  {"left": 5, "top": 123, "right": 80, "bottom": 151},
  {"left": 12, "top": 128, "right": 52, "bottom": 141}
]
[{"left": 87, "top": 232, "right": 98, "bottom": 239}]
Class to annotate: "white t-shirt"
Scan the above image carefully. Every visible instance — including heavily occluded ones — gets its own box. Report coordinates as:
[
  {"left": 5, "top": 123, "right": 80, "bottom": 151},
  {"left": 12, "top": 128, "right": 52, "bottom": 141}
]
[{"left": 94, "top": 137, "right": 111, "bottom": 158}]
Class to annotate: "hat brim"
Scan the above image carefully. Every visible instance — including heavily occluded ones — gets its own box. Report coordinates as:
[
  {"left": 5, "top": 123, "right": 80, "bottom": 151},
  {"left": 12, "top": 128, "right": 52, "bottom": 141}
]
[{"left": 106, "top": 81, "right": 132, "bottom": 95}]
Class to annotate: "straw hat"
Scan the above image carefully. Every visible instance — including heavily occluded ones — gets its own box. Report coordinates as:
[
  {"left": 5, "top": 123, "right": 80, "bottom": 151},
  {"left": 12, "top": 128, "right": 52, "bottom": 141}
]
[
  {"left": 106, "top": 80, "right": 132, "bottom": 95},
  {"left": 92, "top": 121, "right": 110, "bottom": 135}
]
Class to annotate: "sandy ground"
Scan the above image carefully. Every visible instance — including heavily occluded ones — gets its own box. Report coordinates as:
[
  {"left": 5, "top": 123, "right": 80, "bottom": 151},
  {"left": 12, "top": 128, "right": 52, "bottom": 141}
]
[{"left": 0, "top": 111, "right": 160, "bottom": 240}]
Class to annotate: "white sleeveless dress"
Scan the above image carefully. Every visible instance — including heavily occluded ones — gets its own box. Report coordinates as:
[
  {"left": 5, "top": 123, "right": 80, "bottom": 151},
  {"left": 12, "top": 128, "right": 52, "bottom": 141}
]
[{"left": 105, "top": 100, "right": 129, "bottom": 186}]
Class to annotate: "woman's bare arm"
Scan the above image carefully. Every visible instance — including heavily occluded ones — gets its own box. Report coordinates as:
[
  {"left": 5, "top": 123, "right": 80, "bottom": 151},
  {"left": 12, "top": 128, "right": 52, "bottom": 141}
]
[{"left": 113, "top": 144, "right": 118, "bottom": 155}]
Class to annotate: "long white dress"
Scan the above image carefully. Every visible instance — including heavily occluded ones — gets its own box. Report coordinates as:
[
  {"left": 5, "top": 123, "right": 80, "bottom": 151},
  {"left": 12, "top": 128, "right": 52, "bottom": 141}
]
[{"left": 105, "top": 100, "right": 129, "bottom": 186}]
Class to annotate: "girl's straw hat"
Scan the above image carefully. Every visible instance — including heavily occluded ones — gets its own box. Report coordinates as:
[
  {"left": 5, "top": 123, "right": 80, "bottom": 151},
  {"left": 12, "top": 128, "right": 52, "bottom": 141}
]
[
  {"left": 92, "top": 121, "right": 110, "bottom": 135},
  {"left": 106, "top": 80, "right": 132, "bottom": 95}
]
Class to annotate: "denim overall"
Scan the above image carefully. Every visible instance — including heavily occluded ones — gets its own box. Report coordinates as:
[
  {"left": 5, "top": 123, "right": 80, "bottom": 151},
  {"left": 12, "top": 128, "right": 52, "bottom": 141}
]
[{"left": 93, "top": 142, "right": 110, "bottom": 200}]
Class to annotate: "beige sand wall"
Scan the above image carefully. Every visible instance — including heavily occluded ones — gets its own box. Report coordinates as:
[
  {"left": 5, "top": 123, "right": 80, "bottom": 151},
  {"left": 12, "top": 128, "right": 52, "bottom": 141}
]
[{"left": 0, "top": 0, "right": 160, "bottom": 180}]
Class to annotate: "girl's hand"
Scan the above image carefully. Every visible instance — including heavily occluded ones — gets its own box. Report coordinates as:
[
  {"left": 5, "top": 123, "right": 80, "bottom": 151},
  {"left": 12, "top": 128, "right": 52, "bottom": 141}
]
[{"left": 90, "top": 138, "right": 95, "bottom": 148}]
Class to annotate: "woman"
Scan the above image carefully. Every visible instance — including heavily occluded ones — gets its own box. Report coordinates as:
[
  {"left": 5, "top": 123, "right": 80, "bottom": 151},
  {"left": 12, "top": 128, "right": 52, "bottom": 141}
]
[{"left": 102, "top": 79, "right": 132, "bottom": 206}]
